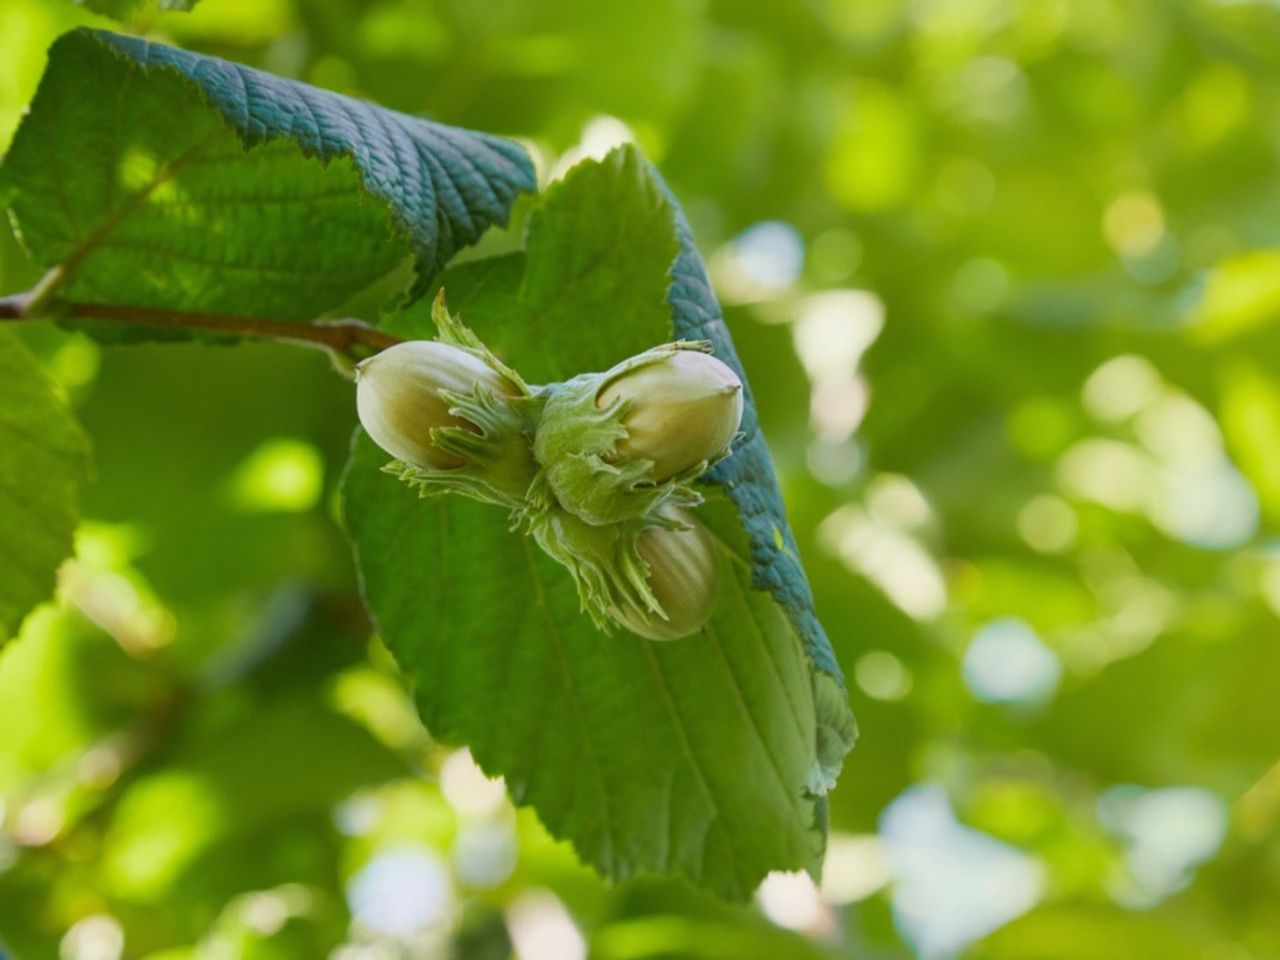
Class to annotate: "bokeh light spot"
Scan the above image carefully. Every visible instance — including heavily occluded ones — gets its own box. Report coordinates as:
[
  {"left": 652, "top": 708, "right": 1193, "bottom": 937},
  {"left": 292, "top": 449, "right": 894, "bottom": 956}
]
[
  {"left": 855, "top": 650, "right": 913, "bottom": 702},
  {"left": 227, "top": 438, "right": 324, "bottom": 513},
  {"left": 1017, "top": 495, "right": 1077, "bottom": 553},
  {"left": 963, "top": 618, "right": 1061, "bottom": 706},
  {"left": 348, "top": 845, "right": 454, "bottom": 937},
  {"left": 1082, "top": 355, "right": 1161, "bottom": 423},
  {"left": 1098, "top": 786, "right": 1227, "bottom": 907},
  {"left": 507, "top": 891, "right": 586, "bottom": 960},
  {"left": 880, "top": 785, "right": 1045, "bottom": 958}
]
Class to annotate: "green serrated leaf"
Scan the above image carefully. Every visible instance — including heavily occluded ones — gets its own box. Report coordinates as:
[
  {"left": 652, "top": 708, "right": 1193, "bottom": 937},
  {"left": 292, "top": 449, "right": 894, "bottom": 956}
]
[
  {"left": 390, "top": 145, "right": 679, "bottom": 380},
  {"left": 344, "top": 432, "right": 822, "bottom": 898},
  {"left": 657, "top": 183, "right": 857, "bottom": 813},
  {"left": 0, "top": 330, "right": 90, "bottom": 643},
  {"left": 0, "top": 29, "right": 535, "bottom": 335},
  {"left": 348, "top": 146, "right": 854, "bottom": 896},
  {"left": 404, "top": 147, "right": 845, "bottom": 679},
  {"left": 410, "top": 146, "right": 856, "bottom": 789},
  {"left": 661, "top": 188, "right": 850, "bottom": 673}
]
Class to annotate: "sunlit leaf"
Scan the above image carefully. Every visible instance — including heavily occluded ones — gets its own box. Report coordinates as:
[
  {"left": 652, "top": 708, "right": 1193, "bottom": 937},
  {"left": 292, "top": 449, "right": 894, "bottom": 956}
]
[
  {"left": 346, "top": 147, "right": 853, "bottom": 897},
  {"left": 0, "top": 29, "right": 534, "bottom": 333}
]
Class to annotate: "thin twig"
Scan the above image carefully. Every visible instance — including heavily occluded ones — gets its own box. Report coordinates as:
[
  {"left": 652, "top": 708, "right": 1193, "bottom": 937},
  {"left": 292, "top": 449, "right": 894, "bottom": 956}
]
[
  {"left": 0, "top": 291, "right": 403, "bottom": 357},
  {"left": 0, "top": 294, "right": 29, "bottom": 320}
]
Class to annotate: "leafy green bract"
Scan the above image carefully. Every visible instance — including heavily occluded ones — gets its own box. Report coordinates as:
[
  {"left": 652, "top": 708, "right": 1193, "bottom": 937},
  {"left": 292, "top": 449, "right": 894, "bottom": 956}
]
[
  {"left": 0, "top": 331, "right": 89, "bottom": 643},
  {"left": 345, "top": 147, "right": 855, "bottom": 898},
  {"left": 0, "top": 29, "right": 534, "bottom": 327}
]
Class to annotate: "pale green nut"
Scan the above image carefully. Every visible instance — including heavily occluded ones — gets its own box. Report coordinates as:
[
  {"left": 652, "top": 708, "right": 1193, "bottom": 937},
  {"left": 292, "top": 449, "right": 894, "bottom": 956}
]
[
  {"left": 356, "top": 339, "right": 536, "bottom": 509},
  {"left": 357, "top": 326, "right": 729, "bottom": 641},
  {"left": 615, "top": 510, "right": 718, "bottom": 641},
  {"left": 599, "top": 349, "right": 744, "bottom": 482},
  {"left": 356, "top": 340, "right": 508, "bottom": 468},
  {"left": 532, "top": 343, "right": 744, "bottom": 527}
]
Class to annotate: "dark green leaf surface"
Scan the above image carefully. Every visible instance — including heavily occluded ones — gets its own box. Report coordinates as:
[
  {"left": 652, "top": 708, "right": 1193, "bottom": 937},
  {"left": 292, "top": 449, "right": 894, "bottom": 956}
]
[
  {"left": 0, "top": 29, "right": 534, "bottom": 325},
  {"left": 351, "top": 147, "right": 852, "bottom": 896},
  {"left": 0, "top": 330, "right": 88, "bottom": 643},
  {"left": 345, "top": 434, "right": 821, "bottom": 898},
  {"left": 664, "top": 202, "right": 843, "bottom": 681},
  {"left": 390, "top": 146, "right": 680, "bottom": 380},
  {"left": 411, "top": 146, "right": 855, "bottom": 786}
]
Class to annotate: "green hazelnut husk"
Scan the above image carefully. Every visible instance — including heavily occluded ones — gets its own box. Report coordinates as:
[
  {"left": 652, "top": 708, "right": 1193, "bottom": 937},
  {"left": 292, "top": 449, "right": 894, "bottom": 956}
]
[
  {"left": 356, "top": 297, "right": 735, "bottom": 642},
  {"left": 529, "top": 505, "right": 718, "bottom": 639},
  {"left": 532, "top": 343, "right": 743, "bottom": 527}
]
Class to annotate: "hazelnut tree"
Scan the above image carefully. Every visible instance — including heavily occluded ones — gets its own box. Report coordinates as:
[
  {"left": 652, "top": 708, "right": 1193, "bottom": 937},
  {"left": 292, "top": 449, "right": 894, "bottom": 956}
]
[{"left": 0, "top": 27, "right": 855, "bottom": 901}]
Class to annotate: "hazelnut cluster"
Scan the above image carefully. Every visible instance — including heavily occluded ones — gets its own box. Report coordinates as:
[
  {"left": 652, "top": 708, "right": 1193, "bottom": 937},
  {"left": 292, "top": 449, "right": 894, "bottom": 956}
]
[{"left": 355, "top": 294, "right": 744, "bottom": 640}]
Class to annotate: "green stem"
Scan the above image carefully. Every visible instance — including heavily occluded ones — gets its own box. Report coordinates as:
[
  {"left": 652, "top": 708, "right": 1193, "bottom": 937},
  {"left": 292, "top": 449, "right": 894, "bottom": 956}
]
[{"left": 0, "top": 290, "right": 403, "bottom": 358}]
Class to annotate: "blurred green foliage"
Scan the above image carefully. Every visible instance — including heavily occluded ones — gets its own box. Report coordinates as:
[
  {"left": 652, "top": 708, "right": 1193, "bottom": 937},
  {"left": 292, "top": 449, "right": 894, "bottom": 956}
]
[{"left": 3, "top": 0, "right": 1280, "bottom": 958}]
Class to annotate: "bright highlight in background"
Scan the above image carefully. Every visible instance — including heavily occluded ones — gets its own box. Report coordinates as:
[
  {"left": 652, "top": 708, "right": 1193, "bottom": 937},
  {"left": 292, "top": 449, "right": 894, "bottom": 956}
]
[
  {"left": 820, "top": 833, "right": 892, "bottom": 904},
  {"left": 507, "top": 891, "right": 586, "bottom": 960},
  {"left": 60, "top": 914, "right": 124, "bottom": 960},
  {"left": 347, "top": 846, "right": 453, "bottom": 937},
  {"left": 963, "top": 618, "right": 1061, "bottom": 706},
  {"left": 227, "top": 438, "right": 324, "bottom": 513},
  {"left": 880, "top": 785, "right": 1046, "bottom": 959},
  {"left": 1098, "top": 785, "right": 1228, "bottom": 907},
  {"left": 723, "top": 220, "right": 806, "bottom": 293},
  {"left": 757, "top": 870, "right": 827, "bottom": 932},
  {"left": 440, "top": 748, "right": 508, "bottom": 819}
]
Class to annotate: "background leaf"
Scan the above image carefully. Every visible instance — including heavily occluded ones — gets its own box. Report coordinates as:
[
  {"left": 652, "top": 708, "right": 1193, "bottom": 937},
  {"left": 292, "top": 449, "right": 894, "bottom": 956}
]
[
  {"left": 100, "top": 693, "right": 406, "bottom": 907},
  {"left": 0, "top": 329, "right": 88, "bottom": 643},
  {"left": 0, "top": 28, "right": 534, "bottom": 330}
]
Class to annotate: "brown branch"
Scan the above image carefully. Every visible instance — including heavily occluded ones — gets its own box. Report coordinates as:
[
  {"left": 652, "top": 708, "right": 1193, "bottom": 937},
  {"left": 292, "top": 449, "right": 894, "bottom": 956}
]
[
  {"left": 0, "top": 294, "right": 28, "bottom": 320},
  {"left": 0, "top": 292, "right": 403, "bottom": 357}
]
